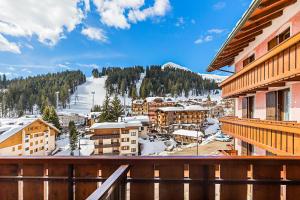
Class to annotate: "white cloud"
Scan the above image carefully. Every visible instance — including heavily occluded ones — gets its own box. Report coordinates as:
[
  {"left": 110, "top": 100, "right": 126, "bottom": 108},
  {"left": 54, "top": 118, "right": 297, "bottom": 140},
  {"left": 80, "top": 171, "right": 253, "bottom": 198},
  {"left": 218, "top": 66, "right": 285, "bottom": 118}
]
[
  {"left": 128, "top": 0, "right": 171, "bottom": 24},
  {"left": 208, "top": 28, "right": 225, "bottom": 34},
  {"left": 0, "top": 0, "right": 87, "bottom": 52},
  {"left": 213, "top": 1, "right": 226, "bottom": 10},
  {"left": 194, "top": 35, "right": 213, "bottom": 44},
  {"left": 175, "top": 17, "right": 185, "bottom": 27},
  {"left": 0, "top": 34, "right": 21, "bottom": 54},
  {"left": 81, "top": 27, "right": 108, "bottom": 42},
  {"left": 0, "top": 0, "right": 171, "bottom": 53}
]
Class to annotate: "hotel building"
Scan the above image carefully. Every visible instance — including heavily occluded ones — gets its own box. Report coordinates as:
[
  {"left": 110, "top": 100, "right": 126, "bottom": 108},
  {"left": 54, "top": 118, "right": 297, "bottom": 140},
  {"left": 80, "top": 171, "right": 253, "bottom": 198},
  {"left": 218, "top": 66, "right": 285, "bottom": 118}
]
[
  {"left": 0, "top": 117, "right": 59, "bottom": 156},
  {"left": 90, "top": 121, "right": 141, "bottom": 156},
  {"left": 207, "top": 0, "right": 300, "bottom": 156}
]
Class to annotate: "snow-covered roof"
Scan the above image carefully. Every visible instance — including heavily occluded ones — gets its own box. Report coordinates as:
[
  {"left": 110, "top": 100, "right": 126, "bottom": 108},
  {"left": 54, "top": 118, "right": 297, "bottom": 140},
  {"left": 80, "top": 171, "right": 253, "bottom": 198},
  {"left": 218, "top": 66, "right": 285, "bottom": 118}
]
[
  {"left": 158, "top": 105, "right": 209, "bottom": 112},
  {"left": 132, "top": 99, "right": 144, "bottom": 104},
  {"left": 145, "top": 97, "right": 175, "bottom": 103},
  {"left": 90, "top": 121, "right": 142, "bottom": 129},
  {"left": 0, "top": 117, "right": 59, "bottom": 144},
  {"left": 57, "top": 111, "right": 86, "bottom": 118},
  {"left": 173, "top": 129, "right": 203, "bottom": 138},
  {"left": 123, "top": 115, "right": 150, "bottom": 123}
]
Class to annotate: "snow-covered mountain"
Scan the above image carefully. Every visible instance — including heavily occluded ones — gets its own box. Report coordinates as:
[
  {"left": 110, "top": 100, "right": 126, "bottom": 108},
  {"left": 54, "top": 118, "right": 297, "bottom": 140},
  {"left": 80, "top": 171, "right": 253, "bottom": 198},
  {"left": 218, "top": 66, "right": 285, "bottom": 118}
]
[
  {"left": 198, "top": 73, "right": 227, "bottom": 83},
  {"left": 162, "top": 62, "right": 227, "bottom": 83},
  {"left": 162, "top": 62, "right": 191, "bottom": 72}
]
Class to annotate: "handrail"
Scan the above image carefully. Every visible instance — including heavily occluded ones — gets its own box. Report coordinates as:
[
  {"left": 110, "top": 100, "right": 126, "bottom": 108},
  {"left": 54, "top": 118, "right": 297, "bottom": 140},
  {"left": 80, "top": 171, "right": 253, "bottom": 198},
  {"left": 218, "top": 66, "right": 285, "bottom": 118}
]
[
  {"left": 86, "top": 165, "right": 130, "bottom": 200},
  {"left": 220, "top": 31, "right": 300, "bottom": 87}
]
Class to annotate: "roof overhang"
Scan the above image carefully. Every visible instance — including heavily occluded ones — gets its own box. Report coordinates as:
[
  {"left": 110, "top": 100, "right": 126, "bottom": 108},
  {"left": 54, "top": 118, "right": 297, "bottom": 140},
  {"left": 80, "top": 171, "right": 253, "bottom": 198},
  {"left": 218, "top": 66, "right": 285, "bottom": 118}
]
[{"left": 207, "top": 0, "right": 297, "bottom": 72}]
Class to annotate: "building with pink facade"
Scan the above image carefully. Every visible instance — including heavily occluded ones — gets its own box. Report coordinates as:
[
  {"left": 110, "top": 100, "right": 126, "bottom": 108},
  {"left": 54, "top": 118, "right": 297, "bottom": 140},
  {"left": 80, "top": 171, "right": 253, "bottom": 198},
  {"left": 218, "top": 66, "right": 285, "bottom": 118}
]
[{"left": 207, "top": 0, "right": 300, "bottom": 156}]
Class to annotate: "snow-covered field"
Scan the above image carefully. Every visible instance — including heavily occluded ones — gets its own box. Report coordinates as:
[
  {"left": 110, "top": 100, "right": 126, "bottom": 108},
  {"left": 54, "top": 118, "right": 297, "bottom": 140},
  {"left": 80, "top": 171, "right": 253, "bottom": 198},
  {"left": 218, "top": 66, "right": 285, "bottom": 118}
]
[{"left": 61, "top": 76, "right": 107, "bottom": 115}]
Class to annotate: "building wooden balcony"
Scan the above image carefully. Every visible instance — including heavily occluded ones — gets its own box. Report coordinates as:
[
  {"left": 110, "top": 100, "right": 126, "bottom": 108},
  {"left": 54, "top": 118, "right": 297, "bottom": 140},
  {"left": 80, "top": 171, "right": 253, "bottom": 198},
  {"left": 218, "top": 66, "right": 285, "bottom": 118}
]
[
  {"left": 95, "top": 142, "right": 120, "bottom": 148},
  {"left": 220, "top": 32, "right": 300, "bottom": 98},
  {"left": 220, "top": 117, "right": 300, "bottom": 155},
  {"left": 1, "top": 157, "right": 300, "bottom": 200}
]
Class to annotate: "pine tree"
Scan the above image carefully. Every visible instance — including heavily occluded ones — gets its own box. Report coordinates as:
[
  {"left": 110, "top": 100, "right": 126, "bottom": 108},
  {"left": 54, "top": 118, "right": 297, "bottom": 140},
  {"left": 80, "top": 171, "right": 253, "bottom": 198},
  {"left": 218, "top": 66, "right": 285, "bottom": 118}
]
[
  {"left": 43, "top": 105, "right": 61, "bottom": 130},
  {"left": 98, "top": 93, "right": 113, "bottom": 122},
  {"left": 69, "top": 121, "right": 78, "bottom": 156},
  {"left": 111, "top": 95, "right": 124, "bottom": 121},
  {"left": 49, "top": 106, "right": 61, "bottom": 130},
  {"left": 130, "top": 85, "right": 137, "bottom": 99},
  {"left": 42, "top": 106, "right": 51, "bottom": 121},
  {"left": 92, "top": 68, "right": 99, "bottom": 78}
]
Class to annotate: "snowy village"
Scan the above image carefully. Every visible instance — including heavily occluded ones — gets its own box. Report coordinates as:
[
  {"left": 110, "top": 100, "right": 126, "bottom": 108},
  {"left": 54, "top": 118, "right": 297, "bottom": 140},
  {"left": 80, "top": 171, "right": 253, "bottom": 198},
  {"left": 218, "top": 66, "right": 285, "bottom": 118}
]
[
  {"left": 0, "top": 62, "right": 234, "bottom": 157},
  {"left": 1, "top": 0, "right": 300, "bottom": 199}
]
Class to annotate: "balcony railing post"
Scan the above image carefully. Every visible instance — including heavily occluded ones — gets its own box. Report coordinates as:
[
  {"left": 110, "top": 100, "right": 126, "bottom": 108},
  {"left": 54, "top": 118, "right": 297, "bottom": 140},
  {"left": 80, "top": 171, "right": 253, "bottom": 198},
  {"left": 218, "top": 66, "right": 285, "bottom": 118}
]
[{"left": 68, "top": 164, "right": 74, "bottom": 200}]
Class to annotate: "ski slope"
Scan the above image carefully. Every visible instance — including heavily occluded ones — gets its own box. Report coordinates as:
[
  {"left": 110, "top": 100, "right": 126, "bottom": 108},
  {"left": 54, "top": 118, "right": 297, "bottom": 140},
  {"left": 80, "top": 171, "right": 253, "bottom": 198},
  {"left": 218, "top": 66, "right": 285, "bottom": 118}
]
[{"left": 62, "top": 76, "right": 107, "bottom": 115}]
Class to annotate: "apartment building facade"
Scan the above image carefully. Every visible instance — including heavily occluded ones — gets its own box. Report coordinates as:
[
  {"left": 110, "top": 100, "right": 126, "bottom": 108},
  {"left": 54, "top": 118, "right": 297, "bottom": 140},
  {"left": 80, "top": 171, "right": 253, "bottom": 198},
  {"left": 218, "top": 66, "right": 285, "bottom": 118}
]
[
  {"left": 0, "top": 117, "right": 59, "bottom": 156},
  {"left": 207, "top": 0, "right": 300, "bottom": 156},
  {"left": 143, "top": 97, "right": 176, "bottom": 125},
  {"left": 131, "top": 99, "right": 144, "bottom": 115},
  {"left": 90, "top": 121, "right": 141, "bottom": 156},
  {"left": 156, "top": 106, "right": 208, "bottom": 132}
]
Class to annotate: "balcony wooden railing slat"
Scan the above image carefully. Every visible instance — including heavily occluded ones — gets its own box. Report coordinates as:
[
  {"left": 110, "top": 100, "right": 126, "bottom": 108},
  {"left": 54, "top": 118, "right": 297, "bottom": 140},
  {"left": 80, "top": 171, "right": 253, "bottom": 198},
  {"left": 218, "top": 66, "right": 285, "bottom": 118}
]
[
  {"left": 158, "top": 163, "right": 185, "bottom": 200},
  {"left": 286, "top": 164, "right": 300, "bottom": 200},
  {"left": 220, "top": 117, "right": 300, "bottom": 155},
  {"left": 23, "top": 164, "right": 44, "bottom": 200},
  {"left": 130, "top": 162, "right": 154, "bottom": 200},
  {"left": 220, "top": 163, "right": 248, "bottom": 200},
  {"left": 253, "top": 163, "right": 281, "bottom": 200},
  {"left": 0, "top": 164, "right": 18, "bottom": 200},
  {"left": 86, "top": 165, "right": 129, "bottom": 200},
  {"left": 189, "top": 164, "right": 215, "bottom": 200},
  {"left": 48, "top": 163, "right": 70, "bottom": 200},
  {"left": 76, "top": 164, "right": 99, "bottom": 200}
]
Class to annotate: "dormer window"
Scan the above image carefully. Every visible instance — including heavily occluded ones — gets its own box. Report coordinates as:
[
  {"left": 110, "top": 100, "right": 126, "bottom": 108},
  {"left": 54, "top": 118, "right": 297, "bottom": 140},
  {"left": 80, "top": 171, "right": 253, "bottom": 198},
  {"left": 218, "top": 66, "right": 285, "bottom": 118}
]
[
  {"left": 268, "top": 28, "right": 290, "bottom": 51},
  {"left": 243, "top": 54, "right": 255, "bottom": 67}
]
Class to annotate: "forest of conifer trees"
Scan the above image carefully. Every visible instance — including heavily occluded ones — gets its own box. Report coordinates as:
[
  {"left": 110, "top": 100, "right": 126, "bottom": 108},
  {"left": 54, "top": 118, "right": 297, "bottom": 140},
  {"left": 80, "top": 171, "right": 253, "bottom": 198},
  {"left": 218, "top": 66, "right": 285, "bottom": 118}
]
[
  {"left": 0, "top": 71, "right": 86, "bottom": 117},
  {"left": 103, "top": 65, "right": 219, "bottom": 98}
]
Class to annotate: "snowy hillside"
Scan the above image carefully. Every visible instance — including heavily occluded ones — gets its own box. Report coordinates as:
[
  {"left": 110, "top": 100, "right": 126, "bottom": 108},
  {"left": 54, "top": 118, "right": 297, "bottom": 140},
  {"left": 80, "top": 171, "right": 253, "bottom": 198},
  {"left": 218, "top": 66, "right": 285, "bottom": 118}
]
[
  {"left": 198, "top": 73, "right": 227, "bottom": 83},
  {"left": 162, "top": 62, "right": 191, "bottom": 71},
  {"left": 162, "top": 62, "right": 227, "bottom": 83},
  {"left": 62, "top": 77, "right": 107, "bottom": 115}
]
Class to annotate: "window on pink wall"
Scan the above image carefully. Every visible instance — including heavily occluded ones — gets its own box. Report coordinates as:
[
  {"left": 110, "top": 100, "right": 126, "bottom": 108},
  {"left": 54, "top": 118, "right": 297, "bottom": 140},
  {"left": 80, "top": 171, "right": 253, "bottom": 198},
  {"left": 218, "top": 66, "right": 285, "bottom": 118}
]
[{"left": 267, "top": 28, "right": 290, "bottom": 51}]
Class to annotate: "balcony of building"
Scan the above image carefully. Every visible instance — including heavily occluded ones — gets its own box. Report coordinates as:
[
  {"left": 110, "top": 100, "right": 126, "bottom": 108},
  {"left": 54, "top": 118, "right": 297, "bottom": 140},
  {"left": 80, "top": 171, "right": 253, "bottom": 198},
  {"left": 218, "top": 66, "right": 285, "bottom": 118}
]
[
  {"left": 220, "top": 117, "right": 300, "bottom": 155},
  {"left": 1, "top": 157, "right": 300, "bottom": 200},
  {"left": 220, "top": 32, "right": 300, "bottom": 98},
  {"left": 95, "top": 142, "right": 121, "bottom": 148}
]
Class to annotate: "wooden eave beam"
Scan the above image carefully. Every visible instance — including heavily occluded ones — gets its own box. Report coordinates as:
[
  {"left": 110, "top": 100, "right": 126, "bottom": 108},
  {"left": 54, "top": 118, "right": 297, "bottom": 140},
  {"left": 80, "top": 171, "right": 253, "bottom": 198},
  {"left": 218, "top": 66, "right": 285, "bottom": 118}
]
[
  {"left": 227, "top": 37, "right": 256, "bottom": 48},
  {"left": 235, "top": 21, "right": 272, "bottom": 40},
  {"left": 249, "top": 0, "right": 296, "bottom": 21},
  {"left": 242, "top": 10, "right": 283, "bottom": 30},
  {"left": 259, "top": 0, "right": 281, "bottom": 8},
  {"left": 230, "top": 30, "right": 263, "bottom": 44}
]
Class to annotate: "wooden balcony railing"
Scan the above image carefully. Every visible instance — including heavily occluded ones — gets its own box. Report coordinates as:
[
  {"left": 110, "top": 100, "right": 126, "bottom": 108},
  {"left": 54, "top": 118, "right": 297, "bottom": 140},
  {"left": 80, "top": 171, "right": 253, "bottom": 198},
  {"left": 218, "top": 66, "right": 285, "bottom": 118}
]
[
  {"left": 220, "top": 32, "right": 300, "bottom": 98},
  {"left": 1, "top": 157, "right": 300, "bottom": 200},
  {"left": 220, "top": 117, "right": 300, "bottom": 155}
]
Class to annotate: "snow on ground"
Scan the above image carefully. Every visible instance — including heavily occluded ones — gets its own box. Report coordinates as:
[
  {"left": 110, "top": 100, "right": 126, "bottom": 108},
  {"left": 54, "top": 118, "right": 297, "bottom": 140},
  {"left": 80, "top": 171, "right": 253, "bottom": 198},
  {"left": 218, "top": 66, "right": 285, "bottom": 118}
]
[
  {"left": 54, "top": 134, "right": 95, "bottom": 156},
  {"left": 62, "top": 76, "right": 107, "bottom": 115},
  {"left": 198, "top": 73, "right": 228, "bottom": 83},
  {"left": 136, "top": 72, "right": 146, "bottom": 96},
  {"left": 162, "top": 62, "right": 191, "bottom": 71},
  {"left": 139, "top": 137, "right": 167, "bottom": 156}
]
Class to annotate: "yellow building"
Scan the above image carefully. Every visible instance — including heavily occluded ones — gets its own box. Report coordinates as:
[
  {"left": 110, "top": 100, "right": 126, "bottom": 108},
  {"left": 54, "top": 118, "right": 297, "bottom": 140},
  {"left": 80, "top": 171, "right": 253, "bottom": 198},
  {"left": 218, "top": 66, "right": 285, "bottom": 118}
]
[{"left": 0, "top": 117, "right": 59, "bottom": 156}]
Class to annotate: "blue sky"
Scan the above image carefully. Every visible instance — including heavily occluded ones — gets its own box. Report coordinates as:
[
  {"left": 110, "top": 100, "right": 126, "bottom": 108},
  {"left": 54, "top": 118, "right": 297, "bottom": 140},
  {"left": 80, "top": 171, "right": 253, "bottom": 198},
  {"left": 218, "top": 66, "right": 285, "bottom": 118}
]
[{"left": 0, "top": 0, "right": 251, "bottom": 78}]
